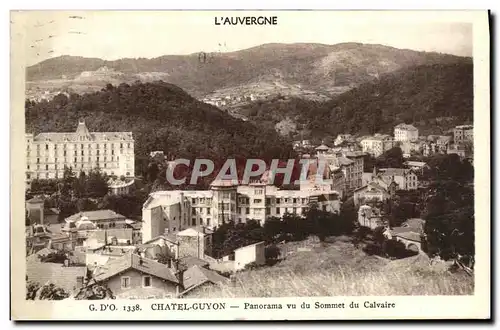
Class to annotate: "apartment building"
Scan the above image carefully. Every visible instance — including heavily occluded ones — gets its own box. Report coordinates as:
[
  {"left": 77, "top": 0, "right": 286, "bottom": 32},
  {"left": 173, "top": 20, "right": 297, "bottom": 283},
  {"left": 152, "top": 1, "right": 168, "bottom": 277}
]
[
  {"left": 26, "top": 120, "right": 135, "bottom": 182},
  {"left": 394, "top": 123, "right": 419, "bottom": 142},
  {"left": 141, "top": 179, "right": 341, "bottom": 243},
  {"left": 453, "top": 125, "right": 474, "bottom": 143},
  {"left": 378, "top": 168, "right": 419, "bottom": 191},
  {"left": 360, "top": 134, "right": 396, "bottom": 157}
]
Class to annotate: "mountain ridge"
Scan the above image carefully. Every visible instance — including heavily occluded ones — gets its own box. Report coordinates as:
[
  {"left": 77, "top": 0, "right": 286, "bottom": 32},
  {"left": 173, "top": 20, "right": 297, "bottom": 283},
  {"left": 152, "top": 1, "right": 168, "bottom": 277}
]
[{"left": 26, "top": 42, "right": 472, "bottom": 97}]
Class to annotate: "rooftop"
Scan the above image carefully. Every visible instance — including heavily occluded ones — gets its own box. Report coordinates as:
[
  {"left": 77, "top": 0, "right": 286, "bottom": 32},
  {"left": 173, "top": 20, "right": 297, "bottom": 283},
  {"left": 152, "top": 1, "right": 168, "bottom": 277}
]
[
  {"left": 379, "top": 168, "right": 411, "bottom": 177},
  {"left": 181, "top": 265, "right": 229, "bottom": 294},
  {"left": 26, "top": 262, "right": 87, "bottom": 293},
  {"left": 65, "top": 210, "right": 127, "bottom": 223},
  {"left": 395, "top": 123, "right": 418, "bottom": 131},
  {"left": 455, "top": 125, "right": 473, "bottom": 129},
  {"left": 94, "top": 253, "right": 179, "bottom": 284},
  {"left": 315, "top": 144, "right": 330, "bottom": 151},
  {"left": 29, "top": 121, "right": 133, "bottom": 143}
]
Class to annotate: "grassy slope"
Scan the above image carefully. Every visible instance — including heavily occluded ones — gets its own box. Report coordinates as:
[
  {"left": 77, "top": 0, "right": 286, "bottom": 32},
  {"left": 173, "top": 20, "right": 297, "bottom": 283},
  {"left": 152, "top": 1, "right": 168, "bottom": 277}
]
[{"left": 189, "top": 237, "right": 473, "bottom": 297}]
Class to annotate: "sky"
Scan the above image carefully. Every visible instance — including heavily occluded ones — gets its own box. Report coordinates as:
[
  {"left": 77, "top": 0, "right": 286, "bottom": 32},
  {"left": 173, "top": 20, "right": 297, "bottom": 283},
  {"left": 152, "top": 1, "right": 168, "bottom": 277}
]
[{"left": 11, "top": 11, "right": 474, "bottom": 66}]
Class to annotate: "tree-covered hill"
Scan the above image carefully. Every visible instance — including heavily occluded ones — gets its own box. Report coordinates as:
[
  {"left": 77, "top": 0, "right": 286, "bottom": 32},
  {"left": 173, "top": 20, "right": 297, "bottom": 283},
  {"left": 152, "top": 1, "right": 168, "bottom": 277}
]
[
  {"left": 25, "top": 81, "right": 296, "bottom": 177},
  {"left": 238, "top": 62, "right": 473, "bottom": 138}
]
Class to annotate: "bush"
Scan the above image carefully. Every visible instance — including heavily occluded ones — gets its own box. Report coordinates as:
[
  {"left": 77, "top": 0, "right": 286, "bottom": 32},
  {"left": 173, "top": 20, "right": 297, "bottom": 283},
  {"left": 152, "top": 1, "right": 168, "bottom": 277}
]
[{"left": 264, "top": 245, "right": 281, "bottom": 266}]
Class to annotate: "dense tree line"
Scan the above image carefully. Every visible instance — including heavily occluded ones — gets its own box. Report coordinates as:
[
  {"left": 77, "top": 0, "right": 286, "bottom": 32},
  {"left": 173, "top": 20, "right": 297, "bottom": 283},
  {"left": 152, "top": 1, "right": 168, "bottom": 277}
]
[
  {"left": 28, "top": 167, "right": 146, "bottom": 222},
  {"left": 211, "top": 202, "right": 355, "bottom": 260},
  {"left": 238, "top": 63, "right": 473, "bottom": 139}
]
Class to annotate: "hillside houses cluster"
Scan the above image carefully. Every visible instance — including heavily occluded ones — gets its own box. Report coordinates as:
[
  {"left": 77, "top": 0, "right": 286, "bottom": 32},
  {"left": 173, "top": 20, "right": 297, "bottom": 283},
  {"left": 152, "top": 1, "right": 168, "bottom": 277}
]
[
  {"left": 26, "top": 208, "right": 232, "bottom": 299},
  {"left": 293, "top": 123, "right": 473, "bottom": 161},
  {"left": 26, "top": 169, "right": 343, "bottom": 299},
  {"left": 202, "top": 93, "right": 259, "bottom": 108},
  {"left": 296, "top": 123, "right": 474, "bottom": 253}
]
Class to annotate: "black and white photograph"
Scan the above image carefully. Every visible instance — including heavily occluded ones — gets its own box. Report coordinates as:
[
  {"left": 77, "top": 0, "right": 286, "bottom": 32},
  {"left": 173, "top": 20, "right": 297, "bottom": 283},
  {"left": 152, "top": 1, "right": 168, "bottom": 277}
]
[{"left": 10, "top": 10, "right": 490, "bottom": 320}]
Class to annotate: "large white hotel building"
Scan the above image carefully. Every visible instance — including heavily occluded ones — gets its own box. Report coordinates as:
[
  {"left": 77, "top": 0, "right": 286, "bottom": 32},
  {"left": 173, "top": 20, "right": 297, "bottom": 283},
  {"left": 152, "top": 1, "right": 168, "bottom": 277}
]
[
  {"left": 141, "top": 175, "right": 341, "bottom": 242},
  {"left": 26, "top": 120, "right": 135, "bottom": 182}
]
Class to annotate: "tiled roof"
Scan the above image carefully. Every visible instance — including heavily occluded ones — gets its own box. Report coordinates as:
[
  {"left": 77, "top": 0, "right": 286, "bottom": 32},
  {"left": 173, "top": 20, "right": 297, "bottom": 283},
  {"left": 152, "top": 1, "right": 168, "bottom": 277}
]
[
  {"left": 344, "top": 151, "right": 366, "bottom": 158},
  {"left": 182, "top": 265, "right": 229, "bottom": 292},
  {"left": 33, "top": 130, "right": 133, "bottom": 143},
  {"left": 94, "top": 253, "right": 179, "bottom": 284},
  {"left": 179, "top": 256, "right": 209, "bottom": 271},
  {"left": 26, "top": 196, "right": 45, "bottom": 204},
  {"left": 393, "top": 231, "right": 422, "bottom": 242},
  {"left": 337, "top": 156, "right": 355, "bottom": 166},
  {"left": 395, "top": 123, "right": 418, "bottom": 131},
  {"left": 315, "top": 144, "right": 330, "bottom": 150},
  {"left": 177, "top": 227, "right": 213, "bottom": 237},
  {"left": 26, "top": 247, "right": 57, "bottom": 264},
  {"left": 354, "top": 182, "right": 387, "bottom": 193},
  {"left": 26, "top": 262, "right": 87, "bottom": 292},
  {"left": 210, "top": 179, "right": 240, "bottom": 187},
  {"left": 379, "top": 168, "right": 410, "bottom": 177},
  {"left": 141, "top": 235, "right": 179, "bottom": 246},
  {"left": 65, "top": 210, "right": 126, "bottom": 223}
]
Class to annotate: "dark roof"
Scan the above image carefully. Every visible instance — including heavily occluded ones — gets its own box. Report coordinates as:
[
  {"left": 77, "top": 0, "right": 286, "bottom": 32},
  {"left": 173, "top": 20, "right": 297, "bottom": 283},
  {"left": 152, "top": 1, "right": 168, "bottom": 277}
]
[
  {"left": 393, "top": 231, "right": 422, "bottom": 243},
  {"left": 26, "top": 196, "right": 45, "bottom": 204},
  {"left": 65, "top": 210, "right": 126, "bottom": 223},
  {"left": 354, "top": 182, "right": 387, "bottom": 193},
  {"left": 26, "top": 262, "right": 87, "bottom": 293},
  {"left": 94, "top": 253, "right": 179, "bottom": 284},
  {"left": 179, "top": 256, "right": 209, "bottom": 271},
  {"left": 45, "top": 208, "right": 61, "bottom": 215},
  {"left": 181, "top": 265, "right": 229, "bottom": 293}
]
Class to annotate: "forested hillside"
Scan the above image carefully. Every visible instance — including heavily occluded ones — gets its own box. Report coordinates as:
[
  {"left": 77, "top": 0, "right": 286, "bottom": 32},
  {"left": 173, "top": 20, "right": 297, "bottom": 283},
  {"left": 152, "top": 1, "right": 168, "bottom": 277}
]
[
  {"left": 25, "top": 81, "right": 296, "bottom": 178},
  {"left": 238, "top": 62, "right": 473, "bottom": 138}
]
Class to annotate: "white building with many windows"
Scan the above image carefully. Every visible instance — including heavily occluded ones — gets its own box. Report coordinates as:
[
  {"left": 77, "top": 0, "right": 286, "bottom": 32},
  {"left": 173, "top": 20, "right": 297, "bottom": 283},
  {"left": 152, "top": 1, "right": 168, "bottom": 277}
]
[
  {"left": 394, "top": 123, "right": 419, "bottom": 142},
  {"left": 141, "top": 179, "right": 341, "bottom": 243},
  {"left": 26, "top": 120, "right": 134, "bottom": 182}
]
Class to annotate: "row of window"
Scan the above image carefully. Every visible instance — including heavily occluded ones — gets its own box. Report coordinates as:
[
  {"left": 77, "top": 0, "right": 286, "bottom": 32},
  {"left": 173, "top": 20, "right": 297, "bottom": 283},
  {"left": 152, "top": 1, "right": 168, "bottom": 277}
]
[
  {"left": 28, "top": 161, "right": 124, "bottom": 171},
  {"left": 31, "top": 155, "right": 121, "bottom": 164},
  {"left": 28, "top": 142, "right": 132, "bottom": 151},
  {"left": 27, "top": 170, "right": 131, "bottom": 180}
]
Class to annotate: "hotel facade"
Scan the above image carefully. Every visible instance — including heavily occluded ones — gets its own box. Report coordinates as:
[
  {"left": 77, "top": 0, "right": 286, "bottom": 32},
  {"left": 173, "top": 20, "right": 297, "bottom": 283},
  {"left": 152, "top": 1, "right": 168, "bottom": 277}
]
[
  {"left": 26, "top": 120, "right": 135, "bottom": 182},
  {"left": 141, "top": 178, "right": 341, "bottom": 243}
]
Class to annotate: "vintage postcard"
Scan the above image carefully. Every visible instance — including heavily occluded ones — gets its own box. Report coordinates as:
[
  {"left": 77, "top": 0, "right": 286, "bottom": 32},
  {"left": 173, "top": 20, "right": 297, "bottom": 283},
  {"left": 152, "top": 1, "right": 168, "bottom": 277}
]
[{"left": 10, "top": 10, "right": 490, "bottom": 320}]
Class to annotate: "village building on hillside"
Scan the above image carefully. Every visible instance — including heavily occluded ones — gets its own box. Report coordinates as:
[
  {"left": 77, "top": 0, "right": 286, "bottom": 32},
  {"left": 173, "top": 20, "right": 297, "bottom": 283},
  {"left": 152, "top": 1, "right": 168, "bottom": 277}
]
[
  {"left": 108, "top": 177, "right": 135, "bottom": 195},
  {"left": 26, "top": 255, "right": 87, "bottom": 297},
  {"left": 179, "top": 265, "right": 229, "bottom": 297},
  {"left": 334, "top": 134, "right": 355, "bottom": 146},
  {"left": 378, "top": 168, "right": 419, "bottom": 191},
  {"left": 357, "top": 204, "right": 384, "bottom": 230},
  {"left": 65, "top": 210, "right": 128, "bottom": 229},
  {"left": 353, "top": 182, "right": 392, "bottom": 207},
  {"left": 422, "top": 135, "right": 452, "bottom": 156},
  {"left": 360, "top": 134, "right": 396, "bottom": 157},
  {"left": 453, "top": 124, "right": 474, "bottom": 143},
  {"left": 210, "top": 241, "right": 266, "bottom": 273},
  {"left": 404, "top": 161, "right": 429, "bottom": 174},
  {"left": 292, "top": 140, "right": 312, "bottom": 150},
  {"left": 176, "top": 227, "right": 214, "bottom": 259},
  {"left": 394, "top": 123, "right": 419, "bottom": 142},
  {"left": 93, "top": 252, "right": 181, "bottom": 299},
  {"left": 25, "top": 120, "right": 135, "bottom": 184},
  {"left": 384, "top": 218, "right": 426, "bottom": 253},
  {"left": 26, "top": 196, "right": 60, "bottom": 225}
]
